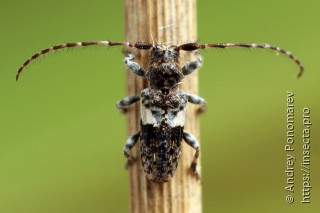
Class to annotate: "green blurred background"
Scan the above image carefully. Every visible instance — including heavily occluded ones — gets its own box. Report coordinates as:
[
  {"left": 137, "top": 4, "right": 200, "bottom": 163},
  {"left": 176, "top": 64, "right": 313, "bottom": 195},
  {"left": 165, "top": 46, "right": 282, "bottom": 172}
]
[{"left": 1, "top": 0, "right": 319, "bottom": 212}]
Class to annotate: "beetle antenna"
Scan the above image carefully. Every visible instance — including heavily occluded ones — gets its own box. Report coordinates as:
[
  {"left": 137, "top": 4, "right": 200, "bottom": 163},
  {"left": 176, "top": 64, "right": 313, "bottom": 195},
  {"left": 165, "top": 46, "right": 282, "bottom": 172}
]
[
  {"left": 16, "top": 41, "right": 134, "bottom": 81},
  {"left": 178, "top": 42, "right": 304, "bottom": 78}
]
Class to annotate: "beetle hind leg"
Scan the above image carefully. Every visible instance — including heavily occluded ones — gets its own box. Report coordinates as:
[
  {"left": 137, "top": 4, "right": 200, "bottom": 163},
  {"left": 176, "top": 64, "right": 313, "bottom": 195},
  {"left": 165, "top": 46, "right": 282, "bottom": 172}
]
[
  {"left": 183, "top": 131, "right": 201, "bottom": 180},
  {"left": 123, "top": 132, "right": 140, "bottom": 169}
]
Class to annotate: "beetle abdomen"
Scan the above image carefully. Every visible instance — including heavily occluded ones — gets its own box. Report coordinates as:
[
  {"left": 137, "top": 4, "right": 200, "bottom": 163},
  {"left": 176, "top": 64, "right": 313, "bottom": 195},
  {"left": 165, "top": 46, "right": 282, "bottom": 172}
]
[
  {"left": 139, "top": 88, "right": 187, "bottom": 182},
  {"left": 140, "top": 122, "right": 183, "bottom": 182}
]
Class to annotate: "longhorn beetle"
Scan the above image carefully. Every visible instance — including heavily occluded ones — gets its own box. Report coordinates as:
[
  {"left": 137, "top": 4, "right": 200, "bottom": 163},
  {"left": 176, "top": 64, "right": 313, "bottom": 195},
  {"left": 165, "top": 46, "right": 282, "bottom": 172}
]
[{"left": 16, "top": 41, "right": 304, "bottom": 182}]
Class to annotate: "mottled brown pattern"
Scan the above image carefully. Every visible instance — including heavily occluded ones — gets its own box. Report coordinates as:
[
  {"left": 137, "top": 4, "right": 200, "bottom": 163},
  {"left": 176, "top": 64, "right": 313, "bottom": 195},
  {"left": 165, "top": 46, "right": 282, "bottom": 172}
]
[
  {"left": 139, "top": 87, "right": 187, "bottom": 182},
  {"left": 140, "top": 123, "right": 183, "bottom": 182}
]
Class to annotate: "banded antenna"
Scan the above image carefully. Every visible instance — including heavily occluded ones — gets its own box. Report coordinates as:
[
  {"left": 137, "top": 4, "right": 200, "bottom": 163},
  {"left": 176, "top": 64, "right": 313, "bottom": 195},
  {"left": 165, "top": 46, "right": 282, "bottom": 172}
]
[
  {"left": 177, "top": 42, "right": 304, "bottom": 78},
  {"left": 16, "top": 41, "right": 303, "bottom": 80}
]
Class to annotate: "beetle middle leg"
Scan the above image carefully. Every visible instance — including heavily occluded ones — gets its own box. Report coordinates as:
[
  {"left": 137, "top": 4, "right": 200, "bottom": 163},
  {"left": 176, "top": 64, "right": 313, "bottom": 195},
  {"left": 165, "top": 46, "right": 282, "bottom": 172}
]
[
  {"left": 123, "top": 132, "right": 140, "bottom": 169},
  {"left": 116, "top": 95, "right": 140, "bottom": 113},
  {"left": 187, "top": 94, "right": 207, "bottom": 113},
  {"left": 183, "top": 131, "right": 200, "bottom": 180}
]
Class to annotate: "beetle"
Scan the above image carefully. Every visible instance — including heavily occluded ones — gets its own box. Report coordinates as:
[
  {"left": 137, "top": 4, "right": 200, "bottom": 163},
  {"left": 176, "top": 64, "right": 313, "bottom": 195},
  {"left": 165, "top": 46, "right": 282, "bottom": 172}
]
[{"left": 16, "top": 40, "right": 303, "bottom": 182}]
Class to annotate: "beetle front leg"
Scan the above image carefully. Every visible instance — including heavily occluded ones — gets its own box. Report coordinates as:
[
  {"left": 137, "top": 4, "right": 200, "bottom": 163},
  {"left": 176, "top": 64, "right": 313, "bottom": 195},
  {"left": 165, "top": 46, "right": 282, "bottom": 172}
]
[
  {"left": 183, "top": 131, "right": 200, "bottom": 180},
  {"left": 116, "top": 95, "right": 140, "bottom": 113},
  {"left": 187, "top": 94, "right": 207, "bottom": 113},
  {"left": 124, "top": 54, "right": 145, "bottom": 76},
  {"left": 182, "top": 51, "right": 203, "bottom": 76},
  {"left": 123, "top": 132, "right": 140, "bottom": 169}
]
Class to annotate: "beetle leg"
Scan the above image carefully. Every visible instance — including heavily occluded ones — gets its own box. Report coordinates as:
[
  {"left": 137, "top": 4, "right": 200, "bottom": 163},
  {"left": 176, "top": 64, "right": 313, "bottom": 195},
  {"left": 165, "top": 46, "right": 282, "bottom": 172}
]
[
  {"left": 116, "top": 95, "right": 140, "bottom": 113},
  {"left": 124, "top": 54, "right": 145, "bottom": 76},
  {"left": 123, "top": 132, "right": 140, "bottom": 169},
  {"left": 187, "top": 94, "right": 207, "bottom": 113},
  {"left": 182, "top": 51, "right": 203, "bottom": 76},
  {"left": 183, "top": 131, "right": 200, "bottom": 180}
]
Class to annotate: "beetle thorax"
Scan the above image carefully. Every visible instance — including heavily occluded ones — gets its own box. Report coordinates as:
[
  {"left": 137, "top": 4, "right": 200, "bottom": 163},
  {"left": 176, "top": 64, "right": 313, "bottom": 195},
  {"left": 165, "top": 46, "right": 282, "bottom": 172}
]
[{"left": 146, "top": 45, "right": 182, "bottom": 94}]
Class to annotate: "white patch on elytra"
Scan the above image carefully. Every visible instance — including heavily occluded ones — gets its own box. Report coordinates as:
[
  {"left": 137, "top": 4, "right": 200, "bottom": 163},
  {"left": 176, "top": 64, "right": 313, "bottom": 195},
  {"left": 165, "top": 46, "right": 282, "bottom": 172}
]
[
  {"left": 141, "top": 105, "right": 164, "bottom": 127},
  {"left": 141, "top": 106, "right": 156, "bottom": 125},
  {"left": 140, "top": 103, "right": 186, "bottom": 128},
  {"left": 167, "top": 108, "right": 186, "bottom": 127}
]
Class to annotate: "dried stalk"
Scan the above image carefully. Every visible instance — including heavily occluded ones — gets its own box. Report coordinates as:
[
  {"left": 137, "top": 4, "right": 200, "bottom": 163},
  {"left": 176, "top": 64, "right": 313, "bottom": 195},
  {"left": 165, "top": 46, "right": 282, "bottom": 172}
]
[{"left": 124, "top": 0, "right": 202, "bottom": 212}]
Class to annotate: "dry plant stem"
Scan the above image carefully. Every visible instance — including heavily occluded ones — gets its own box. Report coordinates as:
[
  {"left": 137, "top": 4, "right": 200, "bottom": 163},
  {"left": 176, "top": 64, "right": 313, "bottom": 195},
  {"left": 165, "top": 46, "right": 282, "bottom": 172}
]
[{"left": 124, "top": 0, "right": 202, "bottom": 212}]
